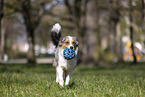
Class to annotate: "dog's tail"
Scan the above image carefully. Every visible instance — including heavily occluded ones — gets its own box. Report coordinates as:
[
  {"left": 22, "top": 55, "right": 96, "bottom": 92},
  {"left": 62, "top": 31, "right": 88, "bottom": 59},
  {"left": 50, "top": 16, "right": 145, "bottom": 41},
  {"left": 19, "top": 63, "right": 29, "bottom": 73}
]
[{"left": 51, "top": 23, "right": 61, "bottom": 47}]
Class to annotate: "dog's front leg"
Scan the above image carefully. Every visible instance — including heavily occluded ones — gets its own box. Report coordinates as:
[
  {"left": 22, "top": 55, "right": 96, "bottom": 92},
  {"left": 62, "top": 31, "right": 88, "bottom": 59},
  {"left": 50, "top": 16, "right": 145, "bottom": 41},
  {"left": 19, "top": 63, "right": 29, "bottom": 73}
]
[
  {"left": 65, "top": 70, "right": 74, "bottom": 86},
  {"left": 65, "top": 74, "right": 70, "bottom": 86},
  {"left": 56, "top": 67, "right": 64, "bottom": 87}
]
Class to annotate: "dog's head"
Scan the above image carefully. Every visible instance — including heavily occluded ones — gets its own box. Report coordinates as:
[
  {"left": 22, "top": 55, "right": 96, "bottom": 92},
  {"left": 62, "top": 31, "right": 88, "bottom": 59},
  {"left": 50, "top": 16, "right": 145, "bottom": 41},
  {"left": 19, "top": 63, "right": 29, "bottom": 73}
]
[{"left": 59, "top": 36, "right": 79, "bottom": 52}]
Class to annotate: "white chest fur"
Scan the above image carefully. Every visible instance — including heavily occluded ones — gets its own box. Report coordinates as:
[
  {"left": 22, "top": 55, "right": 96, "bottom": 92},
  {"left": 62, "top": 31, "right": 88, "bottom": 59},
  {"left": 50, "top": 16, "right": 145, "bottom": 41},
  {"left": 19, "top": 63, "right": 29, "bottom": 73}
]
[{"left": 58, "top": 49, "right": 77, "bottom": 70}]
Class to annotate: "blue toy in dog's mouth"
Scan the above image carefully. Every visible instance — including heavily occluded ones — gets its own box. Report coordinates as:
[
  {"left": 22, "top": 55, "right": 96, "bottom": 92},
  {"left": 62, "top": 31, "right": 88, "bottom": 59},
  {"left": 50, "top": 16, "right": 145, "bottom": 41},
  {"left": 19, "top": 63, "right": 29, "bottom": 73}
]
[{"left": 63, "top": 48, "right": 75, "bottom": 60}]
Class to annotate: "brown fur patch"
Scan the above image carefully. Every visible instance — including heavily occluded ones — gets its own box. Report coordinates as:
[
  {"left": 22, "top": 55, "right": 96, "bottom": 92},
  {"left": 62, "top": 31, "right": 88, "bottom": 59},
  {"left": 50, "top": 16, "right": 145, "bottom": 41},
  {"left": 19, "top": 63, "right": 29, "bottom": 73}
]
[{"left": 60, "top": 40, "right": 70, "bottom": 51}]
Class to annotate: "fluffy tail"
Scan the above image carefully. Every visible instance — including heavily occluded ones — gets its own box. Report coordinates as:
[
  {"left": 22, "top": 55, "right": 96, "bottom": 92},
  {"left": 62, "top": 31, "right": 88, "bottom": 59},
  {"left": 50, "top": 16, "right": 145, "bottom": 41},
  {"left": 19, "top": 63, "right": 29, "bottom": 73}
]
[{"left": 51, "top": 23, "right": 61, "bottom": 46}]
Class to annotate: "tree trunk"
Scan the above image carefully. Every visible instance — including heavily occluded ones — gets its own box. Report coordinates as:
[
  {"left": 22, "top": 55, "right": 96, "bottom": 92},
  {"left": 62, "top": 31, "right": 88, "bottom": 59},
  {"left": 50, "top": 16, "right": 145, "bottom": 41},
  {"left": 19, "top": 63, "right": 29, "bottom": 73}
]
[
  {"left": 0, "top": 19, "right": 2, "bottom": 63},
  {"left": 0, "top": 19, "right": 5, "bottom": 61},
  {"left": 20, "top": 0, "right": 36, "bottom": 64},
  {"left": 0, "top": 0, "right": 4, "bottom": 63},
  {"left": 115, "top": 22, "right": 122, "bottom": 61},
  {"left": 64, "top": 0, "right": 81, "bottom": 36},
  {"left": 109, "top": 22, "right": 116, "bottom": 54},
  {"left": 99, "top": 12, "right": 109, "bottom": 50},
  {"left": 107, "top": 0, "right": 121, "bottom": 62},
  {"left": 73, "top": 0, "right": 81, "bottom": 36},
  {"left": 78, "top": 0, "right": 87, "bottom": 64},
  {"left": 27, "top": 31, "right": 36, "bottom": 64},
  {"left": 85, "top": 0, "right": 98, "bottom": 64},
  {"left": 129, "top": 0, "right": 137, "bottom": 64},
  {"left": 108, "top": 0, "right": 116, "bottom": 55},
  {"left": 142, "top": 0, "right": 145, "bottom": 46}
]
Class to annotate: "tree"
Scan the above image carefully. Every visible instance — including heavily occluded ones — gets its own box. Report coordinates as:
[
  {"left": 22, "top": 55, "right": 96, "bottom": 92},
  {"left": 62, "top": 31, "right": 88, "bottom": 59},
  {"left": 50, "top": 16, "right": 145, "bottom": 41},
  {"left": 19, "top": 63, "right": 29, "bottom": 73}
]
[
  {"left": 79, "top": 0, "right": 88, "bottom": 63},
  {"left": 85, "top": 0, "right": 98, "bottom": 64},
  {"left": 19, "top": 0, "right": 54, "bottom": 64},
  {"left": 64, "top": 0, "right": 82, "bottom": 35},
  {"left": 129, "top": 0, "right": 137, "bottom": 64},
  {"left": 0, "top": 19, "right": 5, "bottom": 62},
  {"left": 107, "top": 0, "right": 122, "bottom": 61},
  {"left": 64, "top": 0, "right": 88, "bottom": 64},
  {"left": 142, "top": 0, "right": 145, "bottom": 46},
  {"left": 0, "top": 0, "right": 4, "bottom": 63},
  {"left": 64, "top": 0, "right": 99, "bottom": 64},
  {"left": 19, "top": 0, "right": 37, "bottom": 64}
]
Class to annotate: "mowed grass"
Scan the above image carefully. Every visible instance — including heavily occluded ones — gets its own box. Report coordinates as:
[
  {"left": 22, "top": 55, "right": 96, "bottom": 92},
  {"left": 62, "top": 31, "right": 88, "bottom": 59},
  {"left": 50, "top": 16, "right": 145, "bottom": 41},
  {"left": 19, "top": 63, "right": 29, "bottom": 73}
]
[{"left": 0, "top": 63, "right": 145, "bottom": 97}]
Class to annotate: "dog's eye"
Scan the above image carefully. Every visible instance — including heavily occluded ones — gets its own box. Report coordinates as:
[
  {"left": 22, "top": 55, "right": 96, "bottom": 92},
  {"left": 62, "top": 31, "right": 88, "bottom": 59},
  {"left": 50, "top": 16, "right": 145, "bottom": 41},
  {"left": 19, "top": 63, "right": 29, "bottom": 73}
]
[
  {"left": 72, "top": 42, "right": 76, "bottom": 44},
  {"left": 66, "top": 41, "right": 69, "bottom": 44}
]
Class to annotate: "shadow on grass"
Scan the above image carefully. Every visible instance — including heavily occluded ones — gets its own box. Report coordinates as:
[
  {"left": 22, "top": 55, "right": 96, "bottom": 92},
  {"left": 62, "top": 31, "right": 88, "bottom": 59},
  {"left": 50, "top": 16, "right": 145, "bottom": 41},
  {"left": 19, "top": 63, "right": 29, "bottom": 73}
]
[{"left": 67, "top": 82, "right": 76, "bottom": 89}]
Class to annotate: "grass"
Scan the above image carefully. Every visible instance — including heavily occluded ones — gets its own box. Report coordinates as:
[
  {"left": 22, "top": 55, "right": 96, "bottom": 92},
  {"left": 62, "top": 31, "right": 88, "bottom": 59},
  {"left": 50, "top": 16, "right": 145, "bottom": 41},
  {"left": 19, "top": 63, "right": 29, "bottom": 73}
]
[{"left": 0, "top": 63, "right": 145, "bottom": 97}]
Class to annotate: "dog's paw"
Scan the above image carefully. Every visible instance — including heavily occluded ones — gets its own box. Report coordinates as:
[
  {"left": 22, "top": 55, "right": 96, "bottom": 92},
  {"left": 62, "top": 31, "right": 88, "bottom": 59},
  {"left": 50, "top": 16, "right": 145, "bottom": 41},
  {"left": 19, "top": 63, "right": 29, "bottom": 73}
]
[
  {"left": 56, "top": 79, "right": 59, "bottom": 84},
  {"left": 59, "top": 80, "right": 64, "bottom": 87},
  {"left": 65, "top": 82, "right": 69, "bottom": 86}
]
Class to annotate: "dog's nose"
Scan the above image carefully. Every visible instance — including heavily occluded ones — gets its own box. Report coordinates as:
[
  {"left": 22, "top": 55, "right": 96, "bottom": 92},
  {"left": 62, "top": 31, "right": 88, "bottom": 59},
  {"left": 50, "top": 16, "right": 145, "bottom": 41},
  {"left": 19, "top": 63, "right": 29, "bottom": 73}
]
[{"left": 70, "top": 46, "right": 74, "bottom": 49}]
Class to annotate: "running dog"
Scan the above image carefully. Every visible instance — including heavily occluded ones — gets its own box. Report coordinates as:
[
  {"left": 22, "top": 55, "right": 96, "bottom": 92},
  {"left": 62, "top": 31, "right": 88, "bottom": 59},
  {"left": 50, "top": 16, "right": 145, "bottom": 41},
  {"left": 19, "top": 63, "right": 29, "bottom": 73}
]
[{"left": 51, "top": 23, "right": 79, "bottom": 87}]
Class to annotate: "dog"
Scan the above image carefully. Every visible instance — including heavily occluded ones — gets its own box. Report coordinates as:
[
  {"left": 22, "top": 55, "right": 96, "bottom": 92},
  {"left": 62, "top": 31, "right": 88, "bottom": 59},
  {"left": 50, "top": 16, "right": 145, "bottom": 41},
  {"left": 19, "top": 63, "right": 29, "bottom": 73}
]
[{"left": 51, "top": 23, "right": 79, "bottom": 87}]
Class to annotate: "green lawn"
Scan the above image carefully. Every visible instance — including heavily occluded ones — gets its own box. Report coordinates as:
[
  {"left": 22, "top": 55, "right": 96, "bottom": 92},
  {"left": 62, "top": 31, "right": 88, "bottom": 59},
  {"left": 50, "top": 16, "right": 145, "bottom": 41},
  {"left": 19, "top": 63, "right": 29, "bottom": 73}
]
[{"left": 0, "top": 63, "right": 145, "bottom": 97}]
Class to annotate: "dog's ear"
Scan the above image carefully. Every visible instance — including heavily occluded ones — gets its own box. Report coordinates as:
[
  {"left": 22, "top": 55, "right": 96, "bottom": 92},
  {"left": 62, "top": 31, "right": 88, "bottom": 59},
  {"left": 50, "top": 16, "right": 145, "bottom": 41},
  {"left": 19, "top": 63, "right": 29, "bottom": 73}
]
[
  {"left": 59, "top": 37, "right": 67, "bottom": 46},
  {"left": 73, "top": 37, "right": 79, "bottom": 47}
]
